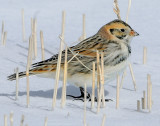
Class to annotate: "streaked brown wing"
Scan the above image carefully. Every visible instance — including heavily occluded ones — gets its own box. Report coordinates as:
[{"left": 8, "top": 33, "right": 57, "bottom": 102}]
[
  {"left": 30, "top": 34, "right": 108, "bottom": 71},
  {"left": 71, "top": 34, "right": 108, "bottom": 57}
]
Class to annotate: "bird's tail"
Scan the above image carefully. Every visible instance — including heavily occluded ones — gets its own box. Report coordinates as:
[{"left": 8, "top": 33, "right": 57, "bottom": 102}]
[
  {"left": 7, "top": 63, "right": 58, "bottom": 81},
  {"left": 7, "top": 71, "right": 35, "bottom": 81}
]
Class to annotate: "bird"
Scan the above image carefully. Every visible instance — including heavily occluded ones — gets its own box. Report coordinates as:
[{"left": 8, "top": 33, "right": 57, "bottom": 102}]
[{"left": 8, "top": 19, "right": 139, "bottom": 101}]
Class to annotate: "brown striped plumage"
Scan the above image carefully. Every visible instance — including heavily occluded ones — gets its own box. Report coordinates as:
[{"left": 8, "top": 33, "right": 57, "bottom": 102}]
[{"left": 8, "top": 19, "right": 138, "bottom": 87}]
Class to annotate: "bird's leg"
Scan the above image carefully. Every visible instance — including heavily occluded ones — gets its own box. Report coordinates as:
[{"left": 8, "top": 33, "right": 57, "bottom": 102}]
[{"left": 67, "top": 87, "right": 91, "bottom": 101}]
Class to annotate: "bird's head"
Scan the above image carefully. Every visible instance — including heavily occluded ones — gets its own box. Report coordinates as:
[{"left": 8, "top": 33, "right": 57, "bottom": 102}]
[{"left": 98, "top": 19, "right": 139, "bottom": 43}]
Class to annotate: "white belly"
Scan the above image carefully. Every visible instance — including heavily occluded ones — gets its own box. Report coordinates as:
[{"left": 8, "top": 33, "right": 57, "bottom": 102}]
[
  {"left": 103, "top": 60, "right": 129, "bottom": 82},
  {"left": 37, "top": 60, "right": 129, "bottom": 87}
]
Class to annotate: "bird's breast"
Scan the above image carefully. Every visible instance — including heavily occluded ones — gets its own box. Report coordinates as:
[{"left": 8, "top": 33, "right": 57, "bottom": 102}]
[{"left": 103, "top": 59, "right": 129, "bottom": 82}]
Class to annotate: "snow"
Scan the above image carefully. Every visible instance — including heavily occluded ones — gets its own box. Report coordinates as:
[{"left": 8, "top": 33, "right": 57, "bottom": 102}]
[{"left": 0, "top": 0, "right": 160, "bottom": 125}]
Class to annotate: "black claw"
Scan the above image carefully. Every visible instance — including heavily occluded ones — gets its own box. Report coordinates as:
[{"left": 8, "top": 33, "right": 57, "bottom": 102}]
[{"left": 89, "top": 97, "right": 112, "bottom": 102}]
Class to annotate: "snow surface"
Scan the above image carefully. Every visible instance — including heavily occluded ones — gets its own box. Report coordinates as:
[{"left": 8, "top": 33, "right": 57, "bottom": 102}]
[{"left": 0, "top": 0, "right": 160, "bottom": 125}]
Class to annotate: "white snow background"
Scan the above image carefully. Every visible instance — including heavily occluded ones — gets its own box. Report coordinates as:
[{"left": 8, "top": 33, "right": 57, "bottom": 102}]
[{"left": 0, "top": 0, "right": 160, "bottom": 125}]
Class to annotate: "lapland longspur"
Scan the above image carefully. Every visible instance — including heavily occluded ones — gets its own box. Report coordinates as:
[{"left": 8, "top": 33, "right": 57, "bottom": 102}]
[{"left": 8, "top": 19, "right": 138, "bottom": 99}]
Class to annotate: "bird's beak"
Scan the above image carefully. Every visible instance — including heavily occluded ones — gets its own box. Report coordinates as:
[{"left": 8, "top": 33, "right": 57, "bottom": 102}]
[{"left": 129, "top": 30, "right": 139, "bottom": 36}]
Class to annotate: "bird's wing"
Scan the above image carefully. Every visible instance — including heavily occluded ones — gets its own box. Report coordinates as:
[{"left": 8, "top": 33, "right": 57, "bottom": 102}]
[
  {"left": 30, "top": 34, "right": 122, "bottom": 73},
  {"left": 31, "top": 34, "right": 105, "bottom": 68},
  {"left": 71, "top": 34, "right": 108, "bottom": 57},
  {"left": 30, "top": 52, "right": 67, "bottom": 72}
]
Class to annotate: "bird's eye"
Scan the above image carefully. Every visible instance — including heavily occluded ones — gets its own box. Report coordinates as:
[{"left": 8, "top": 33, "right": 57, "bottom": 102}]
[
  {"left": 110, "top": 29, "right": 114, "bottom": 34},
  {"left": 121, "top": 29, "right": 125, "bottom": 32}
]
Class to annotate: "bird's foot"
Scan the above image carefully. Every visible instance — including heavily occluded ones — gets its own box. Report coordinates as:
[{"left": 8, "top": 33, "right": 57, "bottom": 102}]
[
  {"left": 67, "top": 87, "right": 112, "bottom": 102},
  {"left": 67, "top": 87, "right": 90, "bottom": 102}
]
